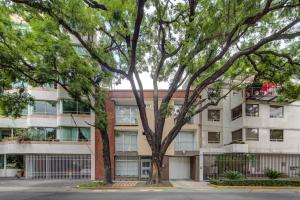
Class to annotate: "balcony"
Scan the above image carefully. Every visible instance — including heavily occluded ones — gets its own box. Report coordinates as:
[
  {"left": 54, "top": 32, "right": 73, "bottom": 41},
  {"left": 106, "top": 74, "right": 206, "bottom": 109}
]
[
  {"left": 245, "top": 85, "right": 278, "bottom": 101},
  {"left": 224, "top": 143, "right": 249, "bottom": 153}
]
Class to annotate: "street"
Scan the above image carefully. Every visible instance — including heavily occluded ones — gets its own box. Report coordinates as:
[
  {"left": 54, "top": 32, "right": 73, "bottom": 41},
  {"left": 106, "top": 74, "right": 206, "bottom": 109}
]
[{"left": 0, "top": 190, "right": 300, "bottom": 200}]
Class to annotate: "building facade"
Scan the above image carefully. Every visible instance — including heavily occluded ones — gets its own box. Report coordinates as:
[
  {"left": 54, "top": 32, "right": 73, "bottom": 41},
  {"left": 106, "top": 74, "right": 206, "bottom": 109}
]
[
  {"left": 0, "top": 84, "right": 94, "bottom": 179},
  {"left": 1, "top": 84, "right": 300, "bottom": 181}
]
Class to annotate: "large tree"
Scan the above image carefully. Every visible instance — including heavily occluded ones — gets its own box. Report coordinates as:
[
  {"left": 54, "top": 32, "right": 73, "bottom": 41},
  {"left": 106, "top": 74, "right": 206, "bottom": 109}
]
[{"left": 1, "top": 0, "right": 300, "bottom": 183}]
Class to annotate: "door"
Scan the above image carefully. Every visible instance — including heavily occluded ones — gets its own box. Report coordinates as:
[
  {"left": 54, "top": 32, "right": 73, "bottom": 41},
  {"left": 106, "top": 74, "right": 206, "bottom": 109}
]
[
  {"left": 169, "top": 157, "right": 190, "bottom": 180},
  {"left": 141, "top": 159, "right": 151, "bottom": 178}
]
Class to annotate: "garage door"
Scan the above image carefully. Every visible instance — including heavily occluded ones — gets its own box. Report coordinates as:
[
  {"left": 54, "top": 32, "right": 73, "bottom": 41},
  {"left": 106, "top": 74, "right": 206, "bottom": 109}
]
[{"left": 169, "top": 157, "right": 190, "bottom": 180}]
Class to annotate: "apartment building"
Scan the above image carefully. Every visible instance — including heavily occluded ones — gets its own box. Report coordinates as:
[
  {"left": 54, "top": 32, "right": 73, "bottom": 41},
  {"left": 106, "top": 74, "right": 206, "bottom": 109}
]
[
  {"left": 0, "top": 84, "right": 94, "bottom": 179},
  {"left": 94, "top": 90, "right": 201, "bottom": 181}
]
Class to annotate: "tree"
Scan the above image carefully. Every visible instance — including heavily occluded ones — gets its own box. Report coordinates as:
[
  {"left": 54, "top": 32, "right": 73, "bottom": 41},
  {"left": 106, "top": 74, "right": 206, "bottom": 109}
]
[{"left": 1, "top": 0, "right": 300, "bottom": 184}]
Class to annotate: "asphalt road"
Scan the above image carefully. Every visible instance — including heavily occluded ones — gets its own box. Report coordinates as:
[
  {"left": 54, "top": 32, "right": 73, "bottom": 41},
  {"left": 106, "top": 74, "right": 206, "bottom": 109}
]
[{"left": 0, "top": 191, "right": 300, "bottom": 200}]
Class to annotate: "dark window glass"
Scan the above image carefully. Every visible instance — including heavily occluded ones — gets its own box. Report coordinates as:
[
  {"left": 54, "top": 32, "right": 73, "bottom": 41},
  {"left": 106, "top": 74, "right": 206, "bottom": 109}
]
[
  {"left": 33, "top": 101, "right": 57, "bottom": 115},
  {"left": 208, "top": 110, "right": 220, "bottom": 121},
  {"left": 232, "top": 129, "right": 243, "bottom": 142},
  {"left": 270, "top": 129, "right": 284, "bottom": 142},
  {"left": 0, "top": 129, "right": 11, "bottom": 140},
  {"left": 208, "top": 132, "right": 220, "bottom": 143},
  {"left": 231, "top": 105, "right": 242, "bottom": 120},
  {"left": 62, "top": 100, "right": 90, "bottom": 114},
  {"left": 246, "top": 104, "right": 259, "bottom": 117},
  {"left": 246, "top": 128, "right": 259, "bottom": 141}
]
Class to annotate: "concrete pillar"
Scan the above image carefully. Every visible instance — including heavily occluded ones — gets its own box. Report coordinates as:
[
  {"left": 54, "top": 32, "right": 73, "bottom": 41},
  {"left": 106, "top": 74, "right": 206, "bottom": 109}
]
[{"left": 199, "top": 151, "right": 204, "bottom": 181}]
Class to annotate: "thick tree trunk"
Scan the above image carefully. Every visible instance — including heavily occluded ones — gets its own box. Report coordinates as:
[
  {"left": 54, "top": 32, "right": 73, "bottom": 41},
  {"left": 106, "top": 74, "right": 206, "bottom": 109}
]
[
  {"left": 99, "top": 129, "right": 113, "bottom": 184},
  {"left": 149, "top": 152, "right": 163, "bottom": 184}
]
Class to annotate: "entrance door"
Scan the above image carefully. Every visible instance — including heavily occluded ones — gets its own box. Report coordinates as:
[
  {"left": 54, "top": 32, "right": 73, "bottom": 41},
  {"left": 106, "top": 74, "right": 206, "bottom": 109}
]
[
  {"left": 169, "top": 157, "right": 190, "bottom": 180},
  {"left": 141, "top": 159, "right": 151, "bottom": 178}
]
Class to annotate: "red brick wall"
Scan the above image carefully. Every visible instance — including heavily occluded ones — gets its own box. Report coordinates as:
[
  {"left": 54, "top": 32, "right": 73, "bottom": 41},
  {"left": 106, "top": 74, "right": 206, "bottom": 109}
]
[{"left": 95, "top": 94, "right": 115, "bottom": 180}]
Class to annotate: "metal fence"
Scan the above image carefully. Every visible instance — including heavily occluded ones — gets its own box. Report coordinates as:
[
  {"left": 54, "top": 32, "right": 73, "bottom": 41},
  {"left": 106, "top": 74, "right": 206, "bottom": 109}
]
[
  {"left": 25, "top": 154, "right": 91, "bottom": 179},
  {"left": 203, "top": 153, "right": 300, "bottom": 180}
]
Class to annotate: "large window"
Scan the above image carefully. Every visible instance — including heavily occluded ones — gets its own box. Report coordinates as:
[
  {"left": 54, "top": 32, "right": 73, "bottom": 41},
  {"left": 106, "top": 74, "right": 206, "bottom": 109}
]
[
  {"left": 29, "top": 127, "right": 56, "bottom": 141},
  {"left": 270, "top": 129, "right": 284, "bottom": 142},
  {"left": 208, "top": 110, "right": 220, "bottom": 121},
  {"left": 33, "top": 101, "right": 57, "bottom": 115},
  {"left": 175, "top": 131, "right": 194, "bottom": 151},
  {"left": 0, "top": 155, "right": 4, "bottom": 169},
  {"left": 62, "top": 100, "right": 90, "bottom": 114},
  {"left": 246, "top": 128, "right": 259, "bottom": 141},
  {"left": 231, "top": 105, "right": 242, "bottom": 120},
  {"left": 115, "top": 105, "right": 138, "bottom": 125},
  {"left": 59, "top": 127, "right": 91, "bottom": 141},
  {"left": 208, "top": 132, "right": 220, "bottom": 143},
  {"left": 270, "top": 105, "right": 284, "bottom": 118},
  {"left": 0, "top": 129, "right": 11, "bottom": 140},
  {"left": 246, "top": 104, "right": 259, "bottom": 117},
  {"left": 115, "top": 132, "right": 137, "bottom": 151},
  {"left": 232, "top": 129, "right": 243, "bottom": 142},
  {"left": 115, "top": 157, "right": 139, "bottom": 177}
]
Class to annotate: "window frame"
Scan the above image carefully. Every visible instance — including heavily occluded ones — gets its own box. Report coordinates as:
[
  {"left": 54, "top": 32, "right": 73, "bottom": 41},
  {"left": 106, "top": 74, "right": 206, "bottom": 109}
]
[
  {"left": 115, "top": 131, "right": 138, "bottom": 152},
  {"left": 32, "top": 100, "right": 57, "bottom": 115},
  {"left": 270, "top": 129, "right": 284, "bottom": 142},
  {"left": 246, "top": 104, "right": 259, "bottom": 117},
  {"left": 59, "top": 127, "right": 91, "bottom": 141},
  {"left": 270, "top": 105, "right": 284, "bottom": 118},
  {"left": 231, "top": 104, "right": 242, "bottom": 121},
  {"left": 207, "top": 109, "right": 221, "bottom": 121},
  {"left": 175, "top": 131, "right": 195, "bottom": 151},
  {"left": 115, "top": 105, "right": 138, "bottom": 125},
  {"left": 232, "top": 129, "right": 243, "bottom": 142},
  {"left": 62, "top": 100, "right": 90, "bottom": 114},
  {"left": 115, "top": 157, "right": 139, "bottom": 177},
  {"left": 245, "top": 128, "right": 259, "bottom": 141},
  {"left": 208, "top": 132, "right": 221, "bottom": 143}
]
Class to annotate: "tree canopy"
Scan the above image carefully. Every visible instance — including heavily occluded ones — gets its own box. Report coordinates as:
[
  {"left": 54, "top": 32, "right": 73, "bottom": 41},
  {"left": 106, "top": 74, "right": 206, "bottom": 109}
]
[{"left": 0, "top": 0, "right": 299, "bottom": 183}]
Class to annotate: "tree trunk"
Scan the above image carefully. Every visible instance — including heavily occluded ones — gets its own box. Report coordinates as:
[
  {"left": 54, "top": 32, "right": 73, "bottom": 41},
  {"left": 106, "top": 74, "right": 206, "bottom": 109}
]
[
  {"left": 99, "top": 129, "right": 113, "bottom": 184},
  {"left": 149, "top": 152, "right": 162, "bottom": 184}
]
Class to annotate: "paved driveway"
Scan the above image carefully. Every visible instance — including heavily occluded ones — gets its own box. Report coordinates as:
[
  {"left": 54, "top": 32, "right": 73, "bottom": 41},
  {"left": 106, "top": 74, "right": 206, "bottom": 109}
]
[{"left": 171, "top": 180, "right": 214, "bottom": 190}]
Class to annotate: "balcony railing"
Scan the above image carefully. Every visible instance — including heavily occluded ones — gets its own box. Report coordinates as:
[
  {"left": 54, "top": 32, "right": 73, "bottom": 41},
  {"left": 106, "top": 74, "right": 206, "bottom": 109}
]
[{"left": 245, "top": 87, "right": 278, "bottom": 100}]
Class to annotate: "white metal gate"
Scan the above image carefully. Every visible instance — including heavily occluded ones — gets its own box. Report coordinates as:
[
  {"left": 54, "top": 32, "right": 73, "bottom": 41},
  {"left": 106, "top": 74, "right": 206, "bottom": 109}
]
[
  {"left": 169, "top": 157, "right": 191, "bottom": 180},
  {"left": 25, "top": 154, "right": 91, "bottom": 179}
]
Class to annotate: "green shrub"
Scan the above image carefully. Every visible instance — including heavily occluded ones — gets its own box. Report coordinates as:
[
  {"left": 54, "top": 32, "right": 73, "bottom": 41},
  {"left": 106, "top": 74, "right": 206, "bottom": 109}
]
[
  {"left": 209, "top": 179, "right": 300, "bottom": 186},
  {"left": 264, "top": 168, "right": 283, "bottom": 179},
  {"left": 224, "top": 170, "right": 243, "bottom": 180}
]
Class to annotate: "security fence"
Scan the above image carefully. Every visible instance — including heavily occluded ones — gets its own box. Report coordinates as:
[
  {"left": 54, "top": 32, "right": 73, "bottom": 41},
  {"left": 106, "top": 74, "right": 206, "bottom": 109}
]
[
  {"left": 25, "top": 154, "right": 91, "bottom": 179},
  {"left": 203, "top": 153, "right": 300, "bottom": 180}
]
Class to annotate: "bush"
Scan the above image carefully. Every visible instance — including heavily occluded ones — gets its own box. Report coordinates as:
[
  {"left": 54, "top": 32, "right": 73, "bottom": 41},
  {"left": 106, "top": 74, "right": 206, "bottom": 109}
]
[
  {"left": 209, "top": 179, "right": 300, "bottom": 186},
  {"left": 224, "top": 171, "right": 243, "bottom": 180},
  {"left": 264, "top": 168, "right": 283, "bottom": 179}
]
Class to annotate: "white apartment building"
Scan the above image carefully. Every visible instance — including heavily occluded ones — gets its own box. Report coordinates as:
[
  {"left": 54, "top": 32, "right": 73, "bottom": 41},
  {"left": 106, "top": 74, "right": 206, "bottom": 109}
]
[{"left": 0, "top": 84, "right": 95, "bottom": 179}]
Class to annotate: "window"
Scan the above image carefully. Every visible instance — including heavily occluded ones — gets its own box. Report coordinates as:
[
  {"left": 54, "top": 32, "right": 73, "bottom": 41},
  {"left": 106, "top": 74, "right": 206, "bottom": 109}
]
[
  {"left": 175, "top": 131, "right": 194, "bottom": 151},
  {"left": 231, "top": 105, "right": 242, "bottom": 120},
  {"left": 232, "top": 129, "right": 243, "bottom": 142},
  {"left": 246, "top": 128, "right": 259, "bottom": 141},
  {"left": 0, "top": 155, "right": 4, "bottom": 169},
  {"left": 115, "top": 132, "right": 137, "bottom": 151},
  {"left": 0, "top": 129, "right": 11, "bottom": 140},
  {"left": 59, "top": 127, "right": 90, "bottom": 141},
  {"left": 29, "top": 127, "right": 56, "bottom": 141},
  {"left": 115, "top": 105, "right": 138, "bottom": 125},
  {"left": 33, "top": 101, "right": 57, "bottom": 115},
  {"left": 207, "top": 88, "right": 219, "bottom": 100},
  {"left": 115, "top": 157, "right": 139, "bottom": 177},
  {"left": 208, "top": 110, "right": 220, "bottom": 121},
  {"left": 62, "top": 100, "right": 90, "bottom": 114},
  {"left": 246, "top": 104, "right": 259, "bottom": 117},
  {"left": 270, "top": 129, "right": 284, "bottom": 142},
  {"left": 6, "top": 155, "right": 24, "bottom": 169},
  {"left": 208, "top": 132, "right": 220, "bottom": 143},
  {"left": 174, "top": 104, "right": 194, "bottom": 123},
  {"left": 270, "top": 105, "right": 284, "bottom": 118}
]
